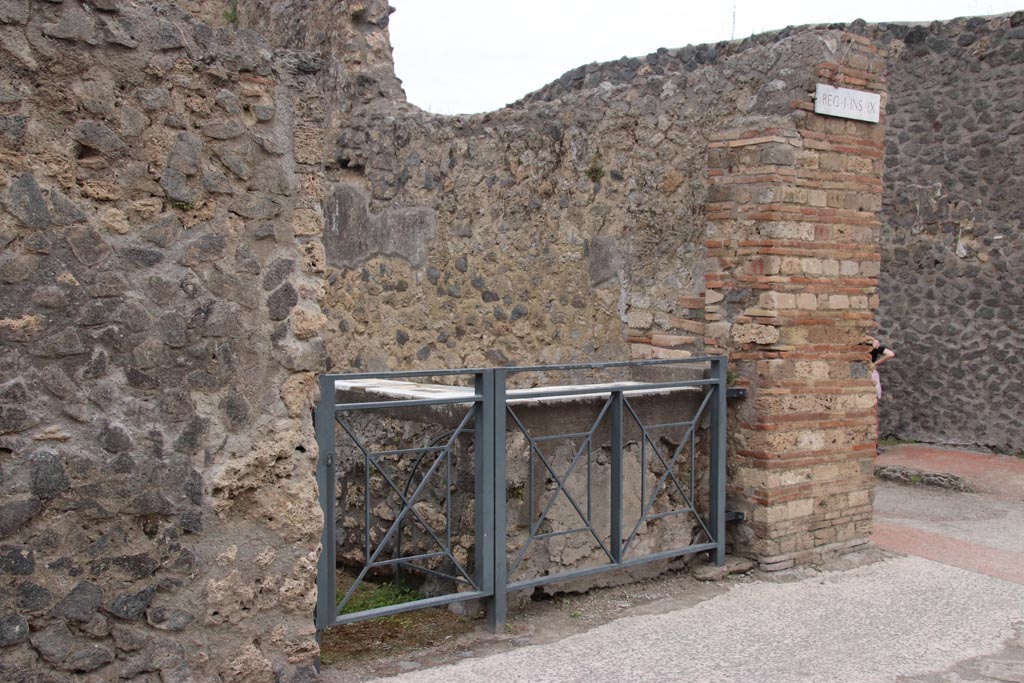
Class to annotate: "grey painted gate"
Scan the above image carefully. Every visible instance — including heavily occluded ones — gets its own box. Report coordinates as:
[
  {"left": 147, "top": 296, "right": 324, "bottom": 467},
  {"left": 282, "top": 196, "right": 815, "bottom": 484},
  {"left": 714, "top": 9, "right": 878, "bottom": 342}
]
[{"left": 313, "top": 358, "right": 727, "bottom": 639}]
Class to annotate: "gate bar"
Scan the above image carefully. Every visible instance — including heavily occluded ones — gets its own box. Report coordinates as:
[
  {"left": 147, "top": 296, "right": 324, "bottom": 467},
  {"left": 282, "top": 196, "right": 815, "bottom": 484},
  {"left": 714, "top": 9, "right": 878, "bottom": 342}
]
[
  {"left": 314, "top": 374, "right": 338, "bottom": 633},
  {"left": 334, "top": 395, "right": 482, "bottom": 411},
  {"left": 333, "top": 590, "right": 490, "bottom": 626},
  {"left": 609, "top": 390, "right": 623, "bottom": 563},
  {"left": 487, "top": 369, "right": 508, "bottom": 633},
  {"left": 709, "top": 357, "right": 727, "bottom": 566},
  {"left": 474, "top": 371, "right": 496, "bottom": 617},
  {"left": 507, "top": 542, "right": 720, "bottom": 592}
]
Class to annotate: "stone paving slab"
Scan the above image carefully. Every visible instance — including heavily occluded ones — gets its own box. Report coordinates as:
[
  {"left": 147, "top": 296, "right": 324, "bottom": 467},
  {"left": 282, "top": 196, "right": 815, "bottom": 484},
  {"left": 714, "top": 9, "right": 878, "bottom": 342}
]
[
  {"left": 873, "top": 444, "right": 1024, "bottom": 586},
  {"left": 873, "top": 521, "right": 1024, "bottom": 585},
  {"left": 876, "top": 444, "right": 1024, "bottom": 500},
  {"left": 870, "top": 446, "right": 1024, "bottom": 681}
]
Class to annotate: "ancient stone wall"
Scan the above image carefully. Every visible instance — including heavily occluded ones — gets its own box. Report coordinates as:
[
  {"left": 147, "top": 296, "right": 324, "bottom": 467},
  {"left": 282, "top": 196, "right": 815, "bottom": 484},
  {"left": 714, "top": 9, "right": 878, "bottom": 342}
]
[
  {"left": 10, "top": 0, "right": 996, "bottom": 677},
  {"left": 0, "top": 0, "right": 350, "bottom": 678},
  {"left": 324, "top": 28, "right": 887, "bottom": 571},
  {"left": 228, "top": 0, "right": 404, "bottom": 126},
  {"left": 872, "top": 13, "right": 1024, "bottom": 455},
  {"left": 321, "top": 29, "right": 862, "bottom": 373}
]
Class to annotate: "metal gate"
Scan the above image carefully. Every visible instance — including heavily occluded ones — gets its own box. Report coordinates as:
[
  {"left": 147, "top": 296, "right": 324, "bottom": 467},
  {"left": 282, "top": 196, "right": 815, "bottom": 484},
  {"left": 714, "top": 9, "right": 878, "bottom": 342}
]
[{"left": 313, "top": 357, "right": 727, "bottom": 637}]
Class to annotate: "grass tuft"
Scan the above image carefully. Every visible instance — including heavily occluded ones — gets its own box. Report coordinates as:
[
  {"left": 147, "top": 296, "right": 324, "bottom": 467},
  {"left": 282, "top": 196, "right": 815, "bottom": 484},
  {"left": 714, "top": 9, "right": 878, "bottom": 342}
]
[{"left": 339, "top": 581, "right": 422, "bottom": 615}]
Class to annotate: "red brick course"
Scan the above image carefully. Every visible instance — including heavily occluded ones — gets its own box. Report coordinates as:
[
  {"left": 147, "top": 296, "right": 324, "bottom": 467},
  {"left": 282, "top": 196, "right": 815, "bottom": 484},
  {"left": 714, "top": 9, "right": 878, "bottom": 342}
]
[{"left": 704, "top": 35, "right": 887, "bottom": 565}]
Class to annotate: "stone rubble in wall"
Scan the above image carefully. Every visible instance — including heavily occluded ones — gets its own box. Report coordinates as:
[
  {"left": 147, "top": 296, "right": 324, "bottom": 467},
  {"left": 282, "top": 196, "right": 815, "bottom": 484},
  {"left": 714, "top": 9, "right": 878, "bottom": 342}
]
[
  {"left": 318, "top": 22, "right": 846, "bottom": 375},
  {"left": 872, "top": 12, "right": 1024, "bottom": 456},
  {"left": 0, "top": 0, "right": 353, "bottom": 679}
]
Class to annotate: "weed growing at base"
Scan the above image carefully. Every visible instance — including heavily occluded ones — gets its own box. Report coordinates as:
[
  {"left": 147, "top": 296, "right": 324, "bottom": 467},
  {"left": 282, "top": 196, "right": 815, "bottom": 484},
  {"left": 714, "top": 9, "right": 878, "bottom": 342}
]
[{"left": 339, "top": 581, "right": 422, "bottom": 614}]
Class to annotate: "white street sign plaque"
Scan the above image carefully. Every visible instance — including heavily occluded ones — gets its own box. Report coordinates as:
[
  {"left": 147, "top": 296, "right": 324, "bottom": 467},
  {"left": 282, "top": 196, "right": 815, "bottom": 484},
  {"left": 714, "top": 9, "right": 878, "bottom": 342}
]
[{"left": 814, "top": 83, "right": 881, "bottom": 123}]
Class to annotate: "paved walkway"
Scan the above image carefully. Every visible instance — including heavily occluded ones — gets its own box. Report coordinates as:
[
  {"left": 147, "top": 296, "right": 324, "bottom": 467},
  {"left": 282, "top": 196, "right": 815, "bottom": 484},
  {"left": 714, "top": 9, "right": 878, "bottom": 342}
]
[
  {"left": 356, "top": 444, "right": 1024, "bottom": 682},
  {"left": 364, "top": 555, "right": 1024, "bottom": 683},
  {"left": 873, "top": 444, "right": 1024, "bottom": 585},
  {"left": 876, "top": 443, "right": 1024, "bottom": 500}
]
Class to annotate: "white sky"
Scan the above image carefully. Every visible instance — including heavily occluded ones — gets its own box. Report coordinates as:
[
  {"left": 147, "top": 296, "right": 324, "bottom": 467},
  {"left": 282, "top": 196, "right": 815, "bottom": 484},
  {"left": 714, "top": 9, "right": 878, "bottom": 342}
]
[{"left": 388, "top": 0, "right": 1022, "bottom": 114}]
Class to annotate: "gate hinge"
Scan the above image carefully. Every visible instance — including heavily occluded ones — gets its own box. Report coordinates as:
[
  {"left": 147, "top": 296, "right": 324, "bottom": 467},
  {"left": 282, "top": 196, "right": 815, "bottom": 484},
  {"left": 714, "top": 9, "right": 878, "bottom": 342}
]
[{"left": 725, "top": 510, "right": 745, "bottom": 522}]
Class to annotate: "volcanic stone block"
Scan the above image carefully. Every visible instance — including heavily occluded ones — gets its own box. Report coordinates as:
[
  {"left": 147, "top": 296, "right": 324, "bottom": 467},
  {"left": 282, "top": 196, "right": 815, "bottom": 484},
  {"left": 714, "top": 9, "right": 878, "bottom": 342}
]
[
  {"left": 4, "top": 174, "right": 52, "bottom": 228},
  {"left": 50, "top": 581, "right": 103, "bottom": 623},
  {"left": 0, "top": 613, "right": 29, "bottom": 646}
]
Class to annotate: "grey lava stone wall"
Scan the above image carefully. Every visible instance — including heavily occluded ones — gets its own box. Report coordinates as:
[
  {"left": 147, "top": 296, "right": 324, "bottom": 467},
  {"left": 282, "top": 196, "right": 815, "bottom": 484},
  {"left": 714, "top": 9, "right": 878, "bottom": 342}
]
[
  {"left": 873, "top": 13, "right": 1024, "bottom": 454},
  {"left": 0, "top": 0, "right": 396, "bottom": 678}
]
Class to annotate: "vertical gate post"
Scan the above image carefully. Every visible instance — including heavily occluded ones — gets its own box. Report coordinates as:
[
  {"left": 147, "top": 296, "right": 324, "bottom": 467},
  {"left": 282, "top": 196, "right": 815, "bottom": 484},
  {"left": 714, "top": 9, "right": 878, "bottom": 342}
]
[
  {"left": 709, "top": 357, "right": 727, "bottom": 566},
  {"left": 487, "top": 368, "right": 508, "bottom": 633},
  {"left": 609, "top": 390, "right": 624, "bottom": 563},
  {"left": 474, "top": 372, "right": 496, "bottom": 609},
  {"left": 314, "top": 374, "right": 338, "bottom": 633}
]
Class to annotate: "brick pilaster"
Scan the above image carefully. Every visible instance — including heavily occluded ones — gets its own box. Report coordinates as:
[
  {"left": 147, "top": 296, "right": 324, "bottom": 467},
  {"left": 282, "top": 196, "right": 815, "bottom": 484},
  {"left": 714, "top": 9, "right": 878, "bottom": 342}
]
[{"left": 704, "top": 35, "right": 887, "bottom": 568}]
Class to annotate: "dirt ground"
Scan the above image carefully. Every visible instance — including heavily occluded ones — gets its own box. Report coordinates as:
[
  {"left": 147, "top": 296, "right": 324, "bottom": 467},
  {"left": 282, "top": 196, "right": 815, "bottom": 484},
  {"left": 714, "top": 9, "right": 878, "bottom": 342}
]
[{"left": 318, "top": 550, "right": 891, "bottom": 682}]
